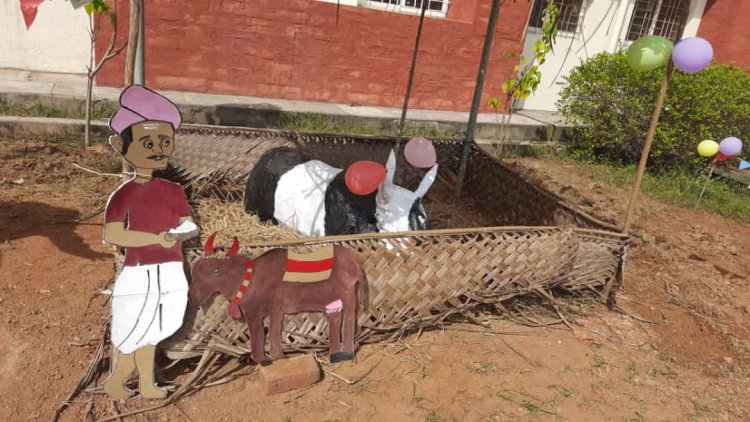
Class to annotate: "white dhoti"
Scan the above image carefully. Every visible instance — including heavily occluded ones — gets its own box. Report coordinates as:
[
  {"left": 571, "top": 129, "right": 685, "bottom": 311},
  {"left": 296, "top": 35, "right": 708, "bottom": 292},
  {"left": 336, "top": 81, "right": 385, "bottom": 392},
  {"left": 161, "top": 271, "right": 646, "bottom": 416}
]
[{"left": 110, "top": 261, "right": 188, "bottom": 354}]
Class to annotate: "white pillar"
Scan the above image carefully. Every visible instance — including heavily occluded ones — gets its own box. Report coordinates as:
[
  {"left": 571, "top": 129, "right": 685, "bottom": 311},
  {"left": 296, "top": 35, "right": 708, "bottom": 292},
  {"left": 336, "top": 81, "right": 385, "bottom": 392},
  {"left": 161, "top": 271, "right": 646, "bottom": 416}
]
[{"left": 682, "top": 0, "right": 707, "bottom": 38}]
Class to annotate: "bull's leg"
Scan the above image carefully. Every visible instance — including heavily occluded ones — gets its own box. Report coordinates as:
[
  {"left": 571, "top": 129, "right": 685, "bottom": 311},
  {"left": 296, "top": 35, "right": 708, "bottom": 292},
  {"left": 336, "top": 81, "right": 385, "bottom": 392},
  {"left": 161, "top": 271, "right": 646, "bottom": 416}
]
[
  {"left": 268, "top": 311, "right": 286, "bottom": 361},
  {"left": 334, "top": 295, "right": 357, "bottom": 362},
  {"left": 245, "top": 311, "right": 270, "bottom": 364},
  {"left": 325, "top": 311, "right": 343, "bottom": 358}
]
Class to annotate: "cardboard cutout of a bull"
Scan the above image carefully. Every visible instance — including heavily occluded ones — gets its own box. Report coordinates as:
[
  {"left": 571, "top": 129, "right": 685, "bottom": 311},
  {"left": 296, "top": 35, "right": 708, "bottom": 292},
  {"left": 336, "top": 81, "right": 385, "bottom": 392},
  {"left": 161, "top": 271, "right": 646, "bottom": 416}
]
[
  {"left": 243, "top": 147, "right": 438, "bottom": 237},
  {"left": 189, "top": 234, "right": 368, "bottom": 364}
]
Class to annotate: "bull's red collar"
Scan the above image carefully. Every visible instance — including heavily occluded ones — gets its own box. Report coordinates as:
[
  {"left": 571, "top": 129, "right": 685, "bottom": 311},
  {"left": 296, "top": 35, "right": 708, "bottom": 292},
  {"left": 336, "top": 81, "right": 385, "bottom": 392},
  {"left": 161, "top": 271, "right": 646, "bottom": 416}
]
[{"left": 227, "top": 259, "right": 253, "bottom": 318}]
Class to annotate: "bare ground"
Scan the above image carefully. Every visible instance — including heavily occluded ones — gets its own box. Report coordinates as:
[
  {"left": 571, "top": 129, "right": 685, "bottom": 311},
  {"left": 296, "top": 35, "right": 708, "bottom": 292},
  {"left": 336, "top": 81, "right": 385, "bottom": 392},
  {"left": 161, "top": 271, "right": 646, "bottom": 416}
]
[{"left": 0, "top": 138, "right": 748, "bottom": 421}]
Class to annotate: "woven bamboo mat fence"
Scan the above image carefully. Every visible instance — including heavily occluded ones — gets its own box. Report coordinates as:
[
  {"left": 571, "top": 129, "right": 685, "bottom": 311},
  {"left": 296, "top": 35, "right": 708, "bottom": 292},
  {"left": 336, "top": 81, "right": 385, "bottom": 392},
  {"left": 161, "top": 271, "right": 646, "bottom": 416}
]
[
  {"left": 51, "top": 126, "right": 630, "bottom": 420},
  {"left": 156, "top": 125, "right": 630, "bottom": 361},
  {"left": 161, "top": 226, "right": 627, "bottom": 360}
]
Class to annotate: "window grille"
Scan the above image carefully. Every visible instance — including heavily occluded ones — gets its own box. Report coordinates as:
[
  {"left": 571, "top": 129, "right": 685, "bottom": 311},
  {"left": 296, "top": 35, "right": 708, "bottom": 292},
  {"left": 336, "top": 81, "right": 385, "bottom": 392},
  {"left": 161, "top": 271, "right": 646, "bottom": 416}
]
[
  {"left": 626, "top": 0, "right": 689, "bottom": 41},
  {"left": 366, "top": 0, "right": 449, "bottom": 16},
  {"left": 528, "top": 0, "right": 584, "bottom": 34}
]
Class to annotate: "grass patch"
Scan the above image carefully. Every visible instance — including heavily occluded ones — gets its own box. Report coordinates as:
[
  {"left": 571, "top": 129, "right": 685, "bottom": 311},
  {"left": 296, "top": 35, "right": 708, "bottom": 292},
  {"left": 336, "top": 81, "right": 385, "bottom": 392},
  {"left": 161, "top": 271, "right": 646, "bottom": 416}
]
[
  {"left": 467, "top": 361, "right": 498, "bottom": 375},
  {"left": 498, "top": 392, "right": 559, "bottom": 418},
  {"left": 0, "top": 99, "right": 116, "bottom": 120},
  {"left": 557, "top": 156, "right": 750, "bottom": 223},
  {"left": 423, "top": 411, "right": 447, "bottom": 422},
  {"left": 276, "top": 112, "right": 460, "bottom": 138}
]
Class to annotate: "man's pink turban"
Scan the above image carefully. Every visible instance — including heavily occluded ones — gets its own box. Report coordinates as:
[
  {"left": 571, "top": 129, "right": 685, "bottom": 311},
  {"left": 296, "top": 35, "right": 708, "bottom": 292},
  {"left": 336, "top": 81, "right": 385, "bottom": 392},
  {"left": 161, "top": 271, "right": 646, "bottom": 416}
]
[{"left": 109, "top": 85, "right": 182, "bottom": 135}]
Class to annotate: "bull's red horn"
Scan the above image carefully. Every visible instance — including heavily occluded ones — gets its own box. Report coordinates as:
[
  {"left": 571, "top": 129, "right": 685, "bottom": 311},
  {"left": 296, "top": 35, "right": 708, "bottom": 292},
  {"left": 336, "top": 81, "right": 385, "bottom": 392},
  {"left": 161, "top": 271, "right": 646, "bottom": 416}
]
[
  {"left": 204, "top": 232, "right": 217, "bottom": 255},
  {"left": 227, "top": 237, "right": 240, "bottom": 256}
]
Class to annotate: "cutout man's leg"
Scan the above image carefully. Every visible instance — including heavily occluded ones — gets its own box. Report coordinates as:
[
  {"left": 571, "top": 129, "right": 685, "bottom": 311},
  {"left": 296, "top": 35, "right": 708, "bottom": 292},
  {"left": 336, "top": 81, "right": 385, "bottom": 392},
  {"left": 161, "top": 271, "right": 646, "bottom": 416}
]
[
  {"left": 134, "top": 345, "right": 167, "bottom": 399},
  {"left": 103, "top": 349, "right": 136, "bottom": 400}
]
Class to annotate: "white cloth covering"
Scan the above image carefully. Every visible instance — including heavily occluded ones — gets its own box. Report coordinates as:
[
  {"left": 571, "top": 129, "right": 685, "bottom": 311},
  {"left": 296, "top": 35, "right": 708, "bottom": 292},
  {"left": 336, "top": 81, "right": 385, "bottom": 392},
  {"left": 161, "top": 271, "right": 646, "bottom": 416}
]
[
  {"left": 110, "top": 261, "right": 188, "bottom": 354},
  {"left": 274, "top": 160, "right": 342, "bottom": 237}
]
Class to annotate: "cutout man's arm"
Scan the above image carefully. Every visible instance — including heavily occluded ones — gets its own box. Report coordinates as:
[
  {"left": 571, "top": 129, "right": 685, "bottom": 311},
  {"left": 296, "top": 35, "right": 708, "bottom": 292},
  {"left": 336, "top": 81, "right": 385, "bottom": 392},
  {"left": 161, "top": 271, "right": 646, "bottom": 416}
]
[{"left": 104, "top": 222, "right": 176, "bottom": 248}]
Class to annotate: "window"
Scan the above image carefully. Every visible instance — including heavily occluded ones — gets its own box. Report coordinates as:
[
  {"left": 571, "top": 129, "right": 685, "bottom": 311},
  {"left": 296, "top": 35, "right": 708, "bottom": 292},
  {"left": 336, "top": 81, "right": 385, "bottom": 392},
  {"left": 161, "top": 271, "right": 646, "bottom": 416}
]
[
  {"left": 364, "top": 0, "right": 450, "bottom": 17},
  {"left": 625, "top": 0, "right": 689, "bottom": 41},
  {"left": 528, "top": 0, "right": 584, "bottom": 34}
]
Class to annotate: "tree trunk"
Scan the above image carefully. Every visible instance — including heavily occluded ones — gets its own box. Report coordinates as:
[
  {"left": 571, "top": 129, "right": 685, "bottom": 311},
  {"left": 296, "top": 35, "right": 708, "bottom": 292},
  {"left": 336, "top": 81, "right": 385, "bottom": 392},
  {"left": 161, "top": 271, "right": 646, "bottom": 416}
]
[
  {"left": 85, "top": 74, "right": 93, "bottom": 148},
  {"left": 85, "top": 13, "right": 95, "bottom": 149}
]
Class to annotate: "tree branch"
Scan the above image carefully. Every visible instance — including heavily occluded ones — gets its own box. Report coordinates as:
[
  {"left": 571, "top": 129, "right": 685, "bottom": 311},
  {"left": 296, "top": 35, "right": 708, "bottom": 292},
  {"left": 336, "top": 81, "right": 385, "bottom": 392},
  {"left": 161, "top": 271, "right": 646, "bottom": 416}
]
[{"left": 92, "top": 3, "right": 128, "bottom": 77}]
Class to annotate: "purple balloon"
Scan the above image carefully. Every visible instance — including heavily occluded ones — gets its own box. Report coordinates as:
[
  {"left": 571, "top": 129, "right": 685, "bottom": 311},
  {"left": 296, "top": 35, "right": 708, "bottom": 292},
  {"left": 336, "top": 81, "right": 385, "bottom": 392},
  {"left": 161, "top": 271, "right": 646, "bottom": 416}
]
[
  {"left": 672, "top": 37, "right": 713, "bottom": 73},
  {"left": 719, "top": 137, "right": 743, "bottom": 156},
  {"left": 404, "top": 137, "right": 437, "bottom": 168}
]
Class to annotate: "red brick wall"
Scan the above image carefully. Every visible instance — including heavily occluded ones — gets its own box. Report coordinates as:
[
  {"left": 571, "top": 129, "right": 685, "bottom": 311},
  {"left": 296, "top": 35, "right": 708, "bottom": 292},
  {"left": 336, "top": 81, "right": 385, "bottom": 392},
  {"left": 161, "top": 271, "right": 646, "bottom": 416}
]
[
  {"left": 96, "top": 0, "right": 531, "bottom": 112},
  {"left": 697, "top": 0, "right": 750, "bottom": 69}
]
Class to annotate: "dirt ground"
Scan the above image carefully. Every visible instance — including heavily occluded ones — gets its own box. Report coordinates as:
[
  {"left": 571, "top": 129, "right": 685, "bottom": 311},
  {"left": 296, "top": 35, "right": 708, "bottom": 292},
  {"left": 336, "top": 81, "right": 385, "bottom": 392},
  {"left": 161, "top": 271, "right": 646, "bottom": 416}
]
[{"left": 1, "top": 137, "right": 749, "bottom": 421}]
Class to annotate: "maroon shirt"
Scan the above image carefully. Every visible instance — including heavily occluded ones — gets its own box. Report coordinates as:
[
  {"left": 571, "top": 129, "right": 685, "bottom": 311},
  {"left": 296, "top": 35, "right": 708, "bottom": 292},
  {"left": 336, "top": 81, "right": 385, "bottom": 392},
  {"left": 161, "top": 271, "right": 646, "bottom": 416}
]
[{"left": 105, "top": 178, "right": 192, "bottom": 266}]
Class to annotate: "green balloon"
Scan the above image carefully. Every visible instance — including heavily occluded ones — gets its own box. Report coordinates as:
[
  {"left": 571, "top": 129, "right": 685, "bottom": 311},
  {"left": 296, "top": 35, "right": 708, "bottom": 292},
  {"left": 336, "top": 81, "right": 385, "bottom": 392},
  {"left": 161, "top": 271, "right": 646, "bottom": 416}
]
[{"left": 626, "top": 36, "right": 673, "bottom": 72}]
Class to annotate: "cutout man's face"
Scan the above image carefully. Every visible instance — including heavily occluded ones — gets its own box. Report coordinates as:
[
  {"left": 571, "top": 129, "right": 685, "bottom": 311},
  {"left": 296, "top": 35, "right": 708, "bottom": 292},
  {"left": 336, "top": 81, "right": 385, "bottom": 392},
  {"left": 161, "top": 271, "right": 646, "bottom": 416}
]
[{"left": 123, "top": 121, "right": 175, "bottom": 169}]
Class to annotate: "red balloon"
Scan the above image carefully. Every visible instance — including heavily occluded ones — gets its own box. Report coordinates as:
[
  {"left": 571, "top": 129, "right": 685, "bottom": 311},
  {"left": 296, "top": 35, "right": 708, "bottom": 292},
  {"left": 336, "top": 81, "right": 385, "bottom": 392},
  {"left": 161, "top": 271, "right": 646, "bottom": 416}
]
[{"left": 345, "top": 161, "right": 386, "bottom": 195}]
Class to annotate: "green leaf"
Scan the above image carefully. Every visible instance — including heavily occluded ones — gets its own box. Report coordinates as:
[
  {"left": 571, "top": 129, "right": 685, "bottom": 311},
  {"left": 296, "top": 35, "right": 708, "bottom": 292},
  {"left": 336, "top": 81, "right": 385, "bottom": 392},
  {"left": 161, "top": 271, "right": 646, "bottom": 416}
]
[
  {"left": 502, "top": 81, "right": 515, "bottom": 93},
  {"left": 488, "top": 97, "right": 501, "bottom": 109},
  {"left": 84, "top": 2, "right": 94, "bottom": 15}
]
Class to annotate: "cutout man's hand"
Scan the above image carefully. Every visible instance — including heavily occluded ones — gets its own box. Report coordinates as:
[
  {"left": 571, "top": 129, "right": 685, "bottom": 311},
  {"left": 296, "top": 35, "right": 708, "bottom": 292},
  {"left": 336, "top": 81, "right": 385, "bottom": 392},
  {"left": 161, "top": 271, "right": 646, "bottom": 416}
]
[{"left": 158, "top": 231, "right": 177, "bottom": 248}]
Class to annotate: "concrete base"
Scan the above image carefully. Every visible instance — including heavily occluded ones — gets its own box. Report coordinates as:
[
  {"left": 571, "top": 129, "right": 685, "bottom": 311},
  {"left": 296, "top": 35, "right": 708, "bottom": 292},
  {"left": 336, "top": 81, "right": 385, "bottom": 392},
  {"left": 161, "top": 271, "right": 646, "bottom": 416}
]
[{"left": 0, "top": 68, "right": 572, "bottom": 144}]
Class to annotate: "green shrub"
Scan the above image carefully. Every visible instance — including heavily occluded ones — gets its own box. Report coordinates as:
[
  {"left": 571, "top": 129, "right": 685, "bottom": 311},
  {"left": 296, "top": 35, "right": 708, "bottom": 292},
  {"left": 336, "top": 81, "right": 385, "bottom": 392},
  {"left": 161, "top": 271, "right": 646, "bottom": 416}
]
[{"left": 557, "top": 51, "right": 750, "bottom": 173}]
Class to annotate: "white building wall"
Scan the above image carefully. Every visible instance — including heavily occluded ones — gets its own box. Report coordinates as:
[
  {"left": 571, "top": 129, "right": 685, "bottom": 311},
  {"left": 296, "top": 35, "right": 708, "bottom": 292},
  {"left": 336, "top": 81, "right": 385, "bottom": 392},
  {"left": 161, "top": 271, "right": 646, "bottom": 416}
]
[
  {"left": 0, "top": 0, "right": 90, "bottom": 74},
  {"left": 521, "top": 0, "right": 707, "bottom": 111}
]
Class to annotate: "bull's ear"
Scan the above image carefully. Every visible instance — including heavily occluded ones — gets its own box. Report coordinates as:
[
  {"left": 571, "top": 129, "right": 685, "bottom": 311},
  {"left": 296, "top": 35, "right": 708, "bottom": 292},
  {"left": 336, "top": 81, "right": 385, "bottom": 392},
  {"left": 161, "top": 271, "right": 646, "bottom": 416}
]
[
  {"left": 384, "top": 149, "right": 396, "bottom": 186},
  {"left": 415, "top": 164, "right": 438, "bottom": 197},
  {"left": 376, "top": 181, "right": 388, "bottom": 204}
]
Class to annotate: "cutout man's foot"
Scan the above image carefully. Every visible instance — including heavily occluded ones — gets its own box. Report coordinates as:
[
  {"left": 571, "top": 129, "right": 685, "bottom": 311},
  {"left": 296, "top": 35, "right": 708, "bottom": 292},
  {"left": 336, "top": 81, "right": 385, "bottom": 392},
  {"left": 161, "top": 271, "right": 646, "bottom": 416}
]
[
  {"left": 103, "top": 380, "right": 133, "bottom": 401},
  {"left": 139, "top": 383, "right": 168, "bottom": 400}
]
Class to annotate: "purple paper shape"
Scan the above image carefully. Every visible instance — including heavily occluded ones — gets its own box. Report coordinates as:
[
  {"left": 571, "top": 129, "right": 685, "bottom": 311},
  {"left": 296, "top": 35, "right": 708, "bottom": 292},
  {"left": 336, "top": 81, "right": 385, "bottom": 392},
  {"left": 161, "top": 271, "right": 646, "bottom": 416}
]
[{"left": 109, "top": 85, "right": 182, "bottom": 135}]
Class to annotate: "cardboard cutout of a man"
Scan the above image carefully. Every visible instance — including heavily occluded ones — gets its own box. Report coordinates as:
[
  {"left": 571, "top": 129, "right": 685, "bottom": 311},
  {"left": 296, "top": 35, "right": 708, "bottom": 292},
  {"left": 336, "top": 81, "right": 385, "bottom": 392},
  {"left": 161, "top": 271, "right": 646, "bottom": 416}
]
[{"left": 102, "top": 85, "right": 198, "bottom": 400}]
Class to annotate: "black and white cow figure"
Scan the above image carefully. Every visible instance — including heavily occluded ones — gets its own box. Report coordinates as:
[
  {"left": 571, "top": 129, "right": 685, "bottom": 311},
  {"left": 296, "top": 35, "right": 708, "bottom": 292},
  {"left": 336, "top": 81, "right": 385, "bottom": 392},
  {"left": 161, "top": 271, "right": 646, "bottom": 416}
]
[{"left": 243, "top": 147, "right": 438, "bottom": 237}]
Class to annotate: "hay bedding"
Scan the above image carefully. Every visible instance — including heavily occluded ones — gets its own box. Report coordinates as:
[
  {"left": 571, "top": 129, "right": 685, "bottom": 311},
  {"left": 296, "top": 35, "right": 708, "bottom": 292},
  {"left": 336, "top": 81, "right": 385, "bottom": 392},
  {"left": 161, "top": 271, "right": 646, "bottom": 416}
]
[{"left": 192, "top": 175, "right": 495, "bottom": 248}]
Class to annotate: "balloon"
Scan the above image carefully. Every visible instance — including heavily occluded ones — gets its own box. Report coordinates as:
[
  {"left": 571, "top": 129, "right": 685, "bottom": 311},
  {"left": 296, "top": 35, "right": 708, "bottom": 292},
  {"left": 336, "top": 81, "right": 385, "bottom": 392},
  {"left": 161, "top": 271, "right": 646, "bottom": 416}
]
[
  {"left": 626, "top": 36, "right": 673, "bottom": 72},
  {"left": 719, "top": 137, "right": 743, "bottom": 156},
  {"left": 672, "top": 37, "right": 713, "bottom": 73},
  {"left": 345, "top": 161, "right": 386, "bottom": 195},
  {"left": 404, "top": 137, "right": 437, "bottom": 168},
  {"left": 696, "top": 140, "right": 719, "bottom": 157}
]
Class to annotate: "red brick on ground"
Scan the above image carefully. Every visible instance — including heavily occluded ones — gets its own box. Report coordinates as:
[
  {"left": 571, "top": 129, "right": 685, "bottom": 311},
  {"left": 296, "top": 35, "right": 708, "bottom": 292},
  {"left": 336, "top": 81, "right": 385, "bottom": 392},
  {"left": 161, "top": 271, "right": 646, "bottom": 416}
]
[{"left": 258, "top": 354, "right": 322, "bottom": 395}]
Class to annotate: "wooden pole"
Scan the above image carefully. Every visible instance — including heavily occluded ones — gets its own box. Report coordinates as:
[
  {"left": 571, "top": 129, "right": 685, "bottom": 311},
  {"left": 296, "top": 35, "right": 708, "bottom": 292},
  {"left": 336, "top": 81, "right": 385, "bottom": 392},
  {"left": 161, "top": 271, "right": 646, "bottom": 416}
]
[
  {"left": 122, "top": 0, "right": 140, "bottom": 173},
  {"left": 621, "top": 61, "right": 674, "bottom": 234},
  {"left": 134, "top": 0, "right": 145, "bottom": 85},
  {"left": 396, "top": 0, "right": 429, "bottom": 150},
  {"left": 621, "top": 6, "right": 690, "bottom": 234},
  {"left": 455, "top": 0, "right": 501, "bottom": 197},
  {"left": 124, "top": 0, "right": 140, "bottom": 85},
  {"left": 695, "top": 164, "right": 715, "bottom": 208}
]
